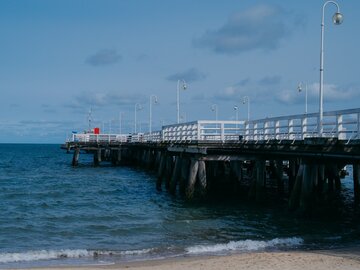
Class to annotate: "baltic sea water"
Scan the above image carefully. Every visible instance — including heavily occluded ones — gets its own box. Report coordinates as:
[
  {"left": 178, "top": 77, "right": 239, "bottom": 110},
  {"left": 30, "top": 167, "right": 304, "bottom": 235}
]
[{"left": 0, "top": 144, "right": 359, "bottom": 268}]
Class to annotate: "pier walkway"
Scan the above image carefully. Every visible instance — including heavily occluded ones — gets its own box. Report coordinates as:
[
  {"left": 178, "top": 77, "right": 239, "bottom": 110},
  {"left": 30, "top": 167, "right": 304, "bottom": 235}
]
[{"left": 63, "top": 108, "right": 360, "bottom": 213}]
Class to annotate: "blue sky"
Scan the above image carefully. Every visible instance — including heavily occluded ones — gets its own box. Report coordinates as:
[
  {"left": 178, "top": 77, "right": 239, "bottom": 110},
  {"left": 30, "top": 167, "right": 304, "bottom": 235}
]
[{"left": 0, "top": 0, "right": 359, "bottom": 143}]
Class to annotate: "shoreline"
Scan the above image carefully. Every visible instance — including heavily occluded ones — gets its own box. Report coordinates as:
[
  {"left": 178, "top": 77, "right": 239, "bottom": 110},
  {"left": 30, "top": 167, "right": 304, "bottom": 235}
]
[{"left": 13, "top": 250, "right": 360, "bottom": 270}]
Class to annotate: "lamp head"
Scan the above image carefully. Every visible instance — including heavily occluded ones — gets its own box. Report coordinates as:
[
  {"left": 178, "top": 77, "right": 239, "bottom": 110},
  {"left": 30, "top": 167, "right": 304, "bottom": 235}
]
[
  {"left": 234, "top": 105, "right": 238, "bottom": 111},
  {"left": 333, "top": 12, "right": 343, "bottom": 25},
  {"left": 154, "top": 96, "right": 158, "bottom": 104},
  {"left": 298, "top": 83, "right": 302, "bottom": 92},
  {"left": 182, "top": 82, "right": 187, "bottom": 90}
]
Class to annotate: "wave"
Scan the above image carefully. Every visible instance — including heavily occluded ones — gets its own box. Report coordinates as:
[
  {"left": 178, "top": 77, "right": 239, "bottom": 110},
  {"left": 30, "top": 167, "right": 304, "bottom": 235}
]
[
  {"left": 0, "top": 248, "right": 154, "bottom": 264},
  {"left": 185, "top": 237, "right": 304, "bottom": 255},
  {"left": 0, "top": 238, "right": 303, "bottom": 264}
]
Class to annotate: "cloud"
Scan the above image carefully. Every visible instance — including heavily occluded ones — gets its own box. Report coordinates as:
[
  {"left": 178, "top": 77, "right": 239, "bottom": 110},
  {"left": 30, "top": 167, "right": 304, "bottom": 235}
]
[
  {"left": 65, "top": 92, "right": 145, "bottom": 112},
  {"left": 213, "top": 75, "right": 285, "bottom": 104},
  {"left": 275, "top": 83, "right": 360, "bottom": 104},
  {"left": 236, "top": 78, "right": 251, "bottom": 87},
  {"left": 166, "top": 68, "right": 207, "bottom": 83},
  {"left": 259, "top": 75, "right": 282, "bottom": 85},
  {"left": 85, "top": 49, "right": 121, "bottom": 66},
  {"left": 193, "top": 4, "right": 295, "bottom": 54}
]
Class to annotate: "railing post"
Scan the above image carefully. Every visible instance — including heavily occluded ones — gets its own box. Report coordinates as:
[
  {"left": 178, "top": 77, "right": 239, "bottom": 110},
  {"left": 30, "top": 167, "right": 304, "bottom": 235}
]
[
  {"left": 197, "top": 121, "right": 201, "bottom": 141},
  {"left": 254, "top": 123, "right": 258, "bottom": 140},
  {"left": 358, "top": 113, "right": 360, "bottom": 139},
  {"left": 264, "top": 121, "right": 270, "bottom": 140},
  {"left": 275, "top": 120, "right": 280, "bottom": 140},
  {"left": 302, "top": 117, "right": 307, "bottom": 140},
  {"left": 288, "top": 119, "right": 294, "bottom": 140},
  {"left": 245, "top": 122, "right": 250, "bottom": 140},
  {"left": 221, "top": 122, "right": 225, "bottom": 142},
  {"left": 337, "top": 114, "right": 344, "bottom": 139}
]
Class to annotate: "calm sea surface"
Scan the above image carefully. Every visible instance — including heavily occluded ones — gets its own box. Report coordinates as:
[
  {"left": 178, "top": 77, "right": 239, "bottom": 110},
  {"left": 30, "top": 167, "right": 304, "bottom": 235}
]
[{"left": 0, "top": 144, "right": 359, "bottom": 268}]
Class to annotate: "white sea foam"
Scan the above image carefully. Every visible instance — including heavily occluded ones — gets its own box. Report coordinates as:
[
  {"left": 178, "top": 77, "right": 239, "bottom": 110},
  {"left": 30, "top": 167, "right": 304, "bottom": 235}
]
[
  {"left": 186, "top": 237, "right": 304, "bottom": 254},
  {"left": 0, "top": 248, "right": 154, "bottom": 264},
  {"left": 0, "top": 249, "right": 91, "bottom": 263}
]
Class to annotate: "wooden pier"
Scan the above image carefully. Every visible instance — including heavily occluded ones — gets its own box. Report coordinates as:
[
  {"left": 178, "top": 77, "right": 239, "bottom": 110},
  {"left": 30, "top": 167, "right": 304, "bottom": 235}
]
[{"left": 63, "top": 108, "right": 360, "bottom": 214}]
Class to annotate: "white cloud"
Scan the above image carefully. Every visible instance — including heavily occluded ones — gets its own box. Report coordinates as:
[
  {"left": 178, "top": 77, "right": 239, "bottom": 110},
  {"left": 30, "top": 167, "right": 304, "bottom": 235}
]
[
  {"left": 193, "top": 4, "right": 298, "bottom": 54},
  {"left": 85, "top": 49, "right": 121, "bottom": 66}
]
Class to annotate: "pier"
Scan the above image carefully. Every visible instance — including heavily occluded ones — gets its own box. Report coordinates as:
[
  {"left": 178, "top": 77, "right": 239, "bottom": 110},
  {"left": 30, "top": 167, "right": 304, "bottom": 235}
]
[{"left": 63, "top": 108, "right": 360, "bottom": 213}]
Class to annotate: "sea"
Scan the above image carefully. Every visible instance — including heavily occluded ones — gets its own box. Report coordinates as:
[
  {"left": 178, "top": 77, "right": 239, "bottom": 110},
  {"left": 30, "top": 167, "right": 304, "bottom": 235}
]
[{"left": 0, "top": 144, "right": 359, "bottom": 269}]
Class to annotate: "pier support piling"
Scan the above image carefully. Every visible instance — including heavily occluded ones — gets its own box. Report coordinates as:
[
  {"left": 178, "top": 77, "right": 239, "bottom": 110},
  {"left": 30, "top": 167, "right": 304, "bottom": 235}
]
[
  {"left": 156, "top": 153, "right": 166, "bottom": 191},
  {"left": 186, "top": 159, "right": 199, "bottom": 200},
  {"left": 72, "top": 148, "right": 80, "bottom": 167},
  {"left": 169, "top": 156, "right": 182, "bottom": 194},
  {"left": 354, "top": 163, "right": 360, "bottom": 202},
  {"left": 197, "top": 160, "right": 207, "bottom": 197}
]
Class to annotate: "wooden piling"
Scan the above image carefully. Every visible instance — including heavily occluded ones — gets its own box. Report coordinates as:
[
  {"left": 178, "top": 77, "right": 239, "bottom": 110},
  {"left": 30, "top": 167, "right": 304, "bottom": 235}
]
[
  {"left": 164, "top": 156, "right": 174, "bottom": 190},
  {"left": 117, "top": 147, "right": 122, "bottom": 165},
  {"left": 179, "top": 157, "right": 190, "bottom": 195},
  {"left": 288, "top": 159, "right": 297, "bottom": 194},
  {"left": 275, "top": 160, "right": 284, "bottom": 194},
  {"left": 255, "top": 159, "right": 266, "bottom": 203},
  {"left": 248, "top": 159, "right": 266, "bottom": 202},
  {"left": 93, "top": 148, "right": 101, "bottom": 166},
  {"left": 197, "top": 160, "right": 207, "bottom": 197},
  {"left": 289, "top": 164, "right": 304, "bottom": 210},
  {"left": 186, "top": 159, "right": 199, "bottom": 200},
  {"left": 156, "top": 153, "right": 166, "bottom": 191},
  {"left": 299, "top": 164, "right": 316, "bottom": 213},
  {"left": 354, "top": 163, "right": 360, "bottom": 202},
  {"left": 72, "top": 148, "right": 80, "bottom": 166},
  {"left": 169, "top": 156, "right": 182, "bottom": 194}
]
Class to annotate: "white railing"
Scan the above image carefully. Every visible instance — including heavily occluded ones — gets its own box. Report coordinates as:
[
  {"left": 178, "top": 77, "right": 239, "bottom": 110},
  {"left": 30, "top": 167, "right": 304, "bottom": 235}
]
[
  {"left": 70, "top": 133, "right": 129, "bottom": 143},
  {"left": 161, "top": 120, "right": 245, "bottom": 141},
  {"left": 244, "top": 108, "right": 360, "bottom": 141},
  {"left": 67, "top": 108, "right": 360, "bottom": 144}
]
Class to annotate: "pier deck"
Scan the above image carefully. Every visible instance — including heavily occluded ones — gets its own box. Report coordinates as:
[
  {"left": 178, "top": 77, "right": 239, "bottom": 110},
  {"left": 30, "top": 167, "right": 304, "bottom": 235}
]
[{"left": 63, "top": 108, "right": 360, "bottom": 214}]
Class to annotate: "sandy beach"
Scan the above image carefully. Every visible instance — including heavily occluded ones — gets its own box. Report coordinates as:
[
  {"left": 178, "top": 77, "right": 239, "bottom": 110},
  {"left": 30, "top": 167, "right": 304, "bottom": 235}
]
[{"left": 16, "top": 251, "right": 360, "bottom": 270}]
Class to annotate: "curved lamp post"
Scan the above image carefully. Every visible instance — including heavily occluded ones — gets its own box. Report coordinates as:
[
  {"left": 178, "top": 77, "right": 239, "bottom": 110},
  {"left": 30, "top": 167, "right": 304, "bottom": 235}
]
[
  {"left": 177, "top": 79, "right": 187, "bottom": 124},
  {"left": 149, "top": 95, "right": 158, "bottom": 134},
  {"left": 119, "top": 112, "right": 123, "bottom": 134},
  {"left": 298, "top": 83, "right": 308, "bottom": 114},
  {"left": 242, "top": 96, "right": 250, "bottom": 121},
  {"left": 234, "top": 105, "right": 239, "bottom": 133},
  {"left": 319, "top": 1, "right": 343, "bottom": 136},
  {"left": 134, "top": 103, "right": 143, "bottom": 134},
  {"left": 211, "top": 104, "right": 218, "bottom": 121}
]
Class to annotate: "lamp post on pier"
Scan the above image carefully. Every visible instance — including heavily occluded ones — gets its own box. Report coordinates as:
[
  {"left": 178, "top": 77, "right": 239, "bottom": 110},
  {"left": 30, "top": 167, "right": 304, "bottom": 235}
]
[
  {"left": 119, "top": 112, "right": 123, "bottom": 134},
  {"left": 211, "top": 104, "right": 218, "bottom": 121},
  {"left": 242, "top": 96, "right": 250, "bottom": 122},
  {"left": 149, "top": 95, "right": 158, "bottom": 134},
  {"left": 319, "top": 1, "right": 343, "bottom": 136},
  {"left": 177, "top": 79, "right": 187, "bottom": 124},
  {"left": 134, "top": 103, "right": 143, "bottom": 134},
  {"left": 298, "top": 83, "right": 308, "bottom": 114},
  {"left": 234, "top": 105, "right": 239, "bottom": 133}
]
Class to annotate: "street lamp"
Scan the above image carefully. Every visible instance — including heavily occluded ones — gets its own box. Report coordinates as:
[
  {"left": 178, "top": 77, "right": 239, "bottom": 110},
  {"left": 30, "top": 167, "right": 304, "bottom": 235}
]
[
  {"left": 119, "top": 112, "right": 123, "bottom": 134},
  {"left": 177, "top": 79, "right": 187, "bottom": 124},
  {"left": 149, "top": 95, "right": 158, "bottom": 134},
  {"left": 242, "top": 96, "right": 250, "bottom": 121},
  {"left": 298, "top": 83, "right": 308, "bottom": 114},
  {"left": 211, "top": 104, "right": 218, "bottom": 121},
  {"left": 319, "top": 1, "right": 343, "bottom": 136},
  {"left": 234, "top": 105, "right": 239, "bottom": 133},
  {"left": 233, "top": 105, "right": 239, "bottom": 121},
  {"left": 134, "top": 103, "right": 143, "bottom": 134}
]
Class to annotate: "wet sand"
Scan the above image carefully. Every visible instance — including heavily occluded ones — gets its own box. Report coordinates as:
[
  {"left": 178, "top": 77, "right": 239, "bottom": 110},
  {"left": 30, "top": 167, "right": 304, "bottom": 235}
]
[{"left": 17, "top": 251, "right": 360, "bottom": 270}]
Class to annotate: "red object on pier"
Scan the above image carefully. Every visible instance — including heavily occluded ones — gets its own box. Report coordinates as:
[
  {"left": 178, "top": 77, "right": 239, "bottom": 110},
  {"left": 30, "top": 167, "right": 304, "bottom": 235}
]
[{"left": 94, "top": 127, "right": 100, "bottom": 134}]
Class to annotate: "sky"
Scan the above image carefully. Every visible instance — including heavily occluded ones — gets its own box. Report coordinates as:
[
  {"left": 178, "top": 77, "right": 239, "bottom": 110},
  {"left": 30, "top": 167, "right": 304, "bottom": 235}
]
[{"left": 0, "top": 0, "right": 359, "bottom": 143}]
